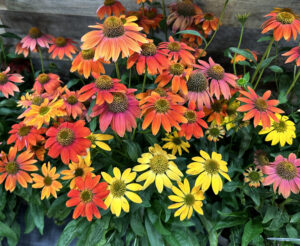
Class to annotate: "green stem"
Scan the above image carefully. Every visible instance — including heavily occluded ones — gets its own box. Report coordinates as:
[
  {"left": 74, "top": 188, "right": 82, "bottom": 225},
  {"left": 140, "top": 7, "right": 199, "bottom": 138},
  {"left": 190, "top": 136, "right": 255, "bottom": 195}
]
[
  {"left": 115, "top": 61, "right": 120, "bottom": 79},
  {"left": 142, "top": 2, "right": 145, "bottom": 15},
  {"left": 29, "top": 56, "right": 35, "bottom": 77},
  {"left": 161, "top": 0, "right": 168, "bottom": 41},
  {"left": 0, "top": 37, "right": 6, "bottom": 67},
  {"left": 232, "top": 25, "right": 245, "bottom": 75},
  {"left": 286, "top": 69, "right": 300, "bottom": 96},
  {"left": 141, "top": 62, "right": 147, "bottom": 92},
  {"left": 250, "top": 37, "right": 274, "bottom": 84},
  {"left": 131, "top": 127, "right": 136, "bottom": 141},
  {"left": 38, "top": 47, "right": 44, "bottom": 73},
  {"left": 128, "top": 68, "right": 132, "bottom": 88}
]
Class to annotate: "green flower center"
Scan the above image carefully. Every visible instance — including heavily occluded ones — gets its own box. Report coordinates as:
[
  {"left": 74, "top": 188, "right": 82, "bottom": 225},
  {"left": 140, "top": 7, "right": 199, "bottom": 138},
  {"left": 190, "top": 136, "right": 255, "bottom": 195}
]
[
  {"left": 276, "top": 161, "right": 297, "bottom": 180},
  {"left": 276, "top": 11, "right": 295, "bottom": 24},
  {"left": 150, "top": 154, "right": 169, "bottom": 174},
  {"left": 272, "top": 120, "right": 287, "bottom": 132},
  {"left": 104, "top": 0, "right": 115, "bottom": 6},
  {"left": 141, "top": 43, "right": 157, "bottom": 56},
  {"left": 81, "top": 49, "right": 95, "bottom": 60},
  {"left": 211, "top": 101, "right": 222, "bottom": 112},
  {"left": 207, "top": 65, "right": 225, "bottom": 80},
  {"left": 80, "top": 190, "right": 93, "bottom": 203},
  {"left": 204, "top": 159, "right": 219, "bottom": 174},
  {"left": 107, "top": 93, "right": 128, "bottom": 113},
  {"left": 209, "top": 127, "right": 220, "bottom": 137},
  {"left": 170, "top": 63, "right": 184, "bottom": 75},
  {"left": 187, "top": 72, "right": 208, "bottom": 92},
  {"left": 29, "top": 27, "right": 42, "bottom": 38},
  {"left": 32, "top": 96, "right": 44, "bottom": 106},
  {"left": 184, "top": 193, "right": 195, "bottom": 206},
  {"left": 257, "top": 153, "right": 269, "bottom": 166},
  {"left": 5, "top": 161, "right": 18, "bottom": 174},
  {"left": 154, "top": 87, "right": 167, "bottom": 97},
  {"left": 172, "top": 137, "right": 182, "bottom": 145},
  {"left": 0, "top": 73, "right": 8, "bottom": 85},
  {"left": 74, "top": 168, "right": 84, "bottom": 177},
  {"left": 95, "top": 75, "right": 114, "bottom": 90},
  {"left": 184, "top": 110, "right": 197, "bottom": 123},
  {"left": 44, "top": 176, "right": 53, "bottom": 186},
  {"left": 248, "top": 171, "right": 261, "bottom": 182},
  {"left": 56, "top": 128, "right": 75, "bottom": 146},
  {"left": 255, "top": 98, "right": 268, "bottom": 111},
  {"left": 176, "top": 1, "right": 195, "bottom": 17},
  {"left": 154, "top": 99, "right": 170, "bottom": 113},
  {"left": 67, "top": 95, "right": 78, "bottom": 105},
  {"left": 39, "top": 106, "right": 50, "bottom": 115},
  {"left": 204, "top": 13, "right": 214, "bottom": 20},
  {"left": 103, "top": 16, "right": 125, "bottom": 38},
  {"left": 168, "top": 42, "right": 181, "bottom": 52},
  {"left": 110, "top": 179, "right": 126, "bottom": 197},
  {"left": 18, "top": 126, "right": 31, "bottom": 137},
  {"left": 55, "top": 37, "right": 67, "bottom": 47},
  {"left": 37, "top": 73, "right": 50, "bottom": 84}
]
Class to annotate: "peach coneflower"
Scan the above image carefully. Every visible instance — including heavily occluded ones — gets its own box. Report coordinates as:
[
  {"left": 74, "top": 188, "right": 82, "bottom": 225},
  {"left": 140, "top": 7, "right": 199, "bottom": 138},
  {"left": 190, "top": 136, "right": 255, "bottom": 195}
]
[
  {"left": 0, "top": 147, "right": 37, "bottom": 192},
  {"left": 91, "top": 89, "right": 140, "bottom": 137},
  {"left": 81, "top": 16, "right": 148, "bottom": 62},
  {"left": 97, "top": 0, "right": 126, "bottom": 19},
  {"left": 70, "top": 49, "right": 107, "bottom": 79},
  {"left": 196, "top": 13, "right": 220, "bottom": 35},
  {"left": 237, "top": 86, "right": 284, "bottom": 128},
  {"left": 21, "top": 27, "right": 52, "bottom": 51},
  {"left": 62, "top": 89, "right": 86, "bottom": 119},
  {"left": 282, "top": 46, "right": 300, "bottom": 66},
  {"left": 48, "top": 37, "right": 77, "bottom": 60},
  {"left": 0, "top": 67, "right": 24, "bottom": 98},
  {"left": 262, "top": 8, "right": 300, "bottom": 41},
  {"left": 33, "top": 73, "right": 62, "bottom": 94}
]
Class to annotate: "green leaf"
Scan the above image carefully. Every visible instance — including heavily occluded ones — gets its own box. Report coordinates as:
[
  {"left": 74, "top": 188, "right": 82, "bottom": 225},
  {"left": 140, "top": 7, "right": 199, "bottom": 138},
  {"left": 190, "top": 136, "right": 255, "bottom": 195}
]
[
  {"left": 0, "top": 221, "right": 18, "bottom": 245},
  {"left": 29, "top": 203, "right": 44, "bottom": 235},
  {"left": 171, "top": 229, "right": 196, "bottom": 246},
  {"left": 291, "top": 212, "right": 300, "bottom": 223},
  {"left": 163, "top": 235, "right": 181, "bottom": 246},
  {"left": 260, "top": 56, "right": 276, "bottom": 69},
  {"left": 269, "top": 65, "right": 283, "bottom": 73},
  {"left": 230, "top": 47, "right": 257, "bottom": 63},
  {"left": 257, "top": 36, "right": 273, "bottom": 42},
  {"left": 263, "top": 207, "right": 278, "bottom": 224},
  {"left": 89, "top": 118, "right": 97, "bottom": 132},
  {"left": 223, "top": 181, "right": 240, "bottom": 192},
  {"left": 85, "top": 216, "right": 110, "bottom": 246},
  {"left": 145, "top": 217, "right": 164, "bottom": 246},
  {"left": 176, "top": 30, "right": 207, "bottom": 45},
  {"left": 130, "top": 213, "right": 145, "bottom": 237},
  {"left": 67, "top": 79, "right": 80, "bottom": 89},
  {"left": 278, "top": 90, "right": 288, "bottom": 104},
  {"left": 124, "top": 140, "right": 141, "bottom": 161},
  {"left": 286, "top": 224, "right": 298, "bottom": 238},
  {"left": 24, "top": 206, "right": 35, "bottom": 234},
  {"left": 0, "top": 32, "right": 21, "bottom": 39},
  {"left": 154, "top": 217, "right": 171, "bottom": 236},
  {"left": 241, "top": 220, "right": 263, "bottom": 246}
]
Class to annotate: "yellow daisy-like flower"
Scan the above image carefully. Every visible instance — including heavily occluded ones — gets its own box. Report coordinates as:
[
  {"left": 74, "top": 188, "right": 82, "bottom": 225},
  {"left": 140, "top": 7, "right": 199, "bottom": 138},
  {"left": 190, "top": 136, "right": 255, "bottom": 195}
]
[
  {"left": 259, "top": 114, "right": 296, "bottom": 147},
  {"left": 162, "top": 131, "right": 190, "bottom": 156},
  {"left": 32, "top": 162, "right": 62, "bottom": 200},
  {"left": 87, "top": 133, "right": 113, "bottom": 151},
  {"left": 168, "top": 178, "right": 205, "bottom": 221},
  {"left": 101, "top": 167, "right": 142, "bottom": 217},
  {"left": 23, "top": 98, "right": 66, "bottom": 129},
  {"left": 60, "top": 155, "right": 94, "bottom": 189},
  {"left": 205, "top": 123, "right": 225, "bottom": 142},
  {"left": 133, "top": 144, "right": 183, "bottom": 193},
  {"left": 186, "top": 150, "right": 231, "bottom": 195},
  {"left": 243, "top": 167, "right": 264, "bottom": 188}
]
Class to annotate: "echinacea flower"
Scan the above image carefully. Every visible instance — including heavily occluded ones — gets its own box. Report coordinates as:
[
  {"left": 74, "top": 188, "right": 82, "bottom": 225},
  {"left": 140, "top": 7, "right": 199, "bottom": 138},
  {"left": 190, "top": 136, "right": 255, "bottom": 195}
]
[
  {"left": 262, "top": 8, "right": 300, "bottom": 41},
  {"left": 7, "top": 123, "right": 44, "bottom": 150},
  {"left": 168, "top": 178, "right": 204, "bottom": 221},
  {"left": 66, "top": 173, "right": 109, "bottom": 221},
  {"left": 79, "top": 75, "right": 126, "bottom": 105},
  {"left": 18, "top": 92, "right": 45, "bottom": 109},
  {"left": 97, "top": 0, "right": 125, "bottom": 19},
  {"left": 15, "top": 41, "right": 35, "bottom": 57},
  {"left": 21, "top": 27, "right": 52, "bottom": 51},
  {"left": 101, "top": 167, "right": 142, "bottom": 217},
  {"left": 70, "top": 49, "right": 107, "bottom": 79},
  {"left": 91, "top": 89, "right": 140, "bottom": 137},
  {"left": 62, "top": 89, "right": 86, "bottom": 119},
  {"left": 205, "top": 123, "right": 225, "bottom": 142},
  {"left": 29, "top": 140, "right": 46, "bottom": 162},
  {"left": 81, "top": 16, "right": 148, "bottom": 62},
  {"left": 48, "top": 37, "right": 77, "bottom": 60},
  {"left": 259, "top": 114, "right": 296, "bottom": 147},
  {"left": 87, "top": 133, "right": 113, "bottom": 151},
  {"left": 244, "top": 167, "right": 264, "bottom": 188},
  {"left": 144, "top": 8, "right": 163, "bottom": 31},
  {"left": 204, "top": 99, "right": 228, "bottom": 125},
  {"left": 127, "top": 42, "right": 169, "bottom": 75},
  {"left": 133, "top": 144, "right": 183, "bottom": 193},
  {"left": 0, "top": 67, "right": 24, "bottom": 98},
  {"left": 196, "top": 13, "right": 220, "bottom": 35},
  {"left": 140, "top": 92, "right": 187, "bottom": 135},
  {"left": 231, "top": 49, "right": 257, "bottom": 64},
  {"left": 263, "top": 153, "right": 300, "bottom": 198},
  {"left": 186, "top": 150, "right": 231, "bottom": 194},
  {"left": 195, "top": 57, "right": 238, "bottom": 100},
  {"left": 282, "top": 46, "right": 300, "bottom": 66},
  {"left": 237, "top": 86, "right": 284, "bottom": 128},
  {"left": 32, "top": 162, "right": 62, "bottom": 199},
  {"left": 178, "top": 102, "right": 208, "bottom": 140},
  {"left": 137, "top": 0, "right": 152, "bottom": 3},
  {"left": 127, "top": 10, "right": 155, "bottom": 34},
  {"left": 254, "top": 150, "right": 270, "bottom": 171},
  {"left": 0, "top": 147, "right": 37, "bottom": 192},
  {"left": 181, "top": 26, "right": 204, "bottom": 46},
  {"left": 162, "top": 131, "right": 190, "bottom": 156},
  {"left": 33, "top": 73, "right": 62, "bottom": 94}
]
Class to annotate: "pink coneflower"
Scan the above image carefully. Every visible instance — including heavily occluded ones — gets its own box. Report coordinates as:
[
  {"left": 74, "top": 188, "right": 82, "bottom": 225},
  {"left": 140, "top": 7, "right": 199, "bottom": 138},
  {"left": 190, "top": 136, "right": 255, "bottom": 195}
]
[
  {"left": 0, "top": 67, "right": 24, "bottom": 98},
  {"left": 33, "top": 73, "right": 62, "bottom": 94},
  {"left": 21, "top": 27, "right": 52, "bottom": 51},
  {"left": 263, "top": 153, "right": 300, "bottom": 198},
  {"left": 194, "top": 57, "right": 238, "bottom": 100},
  {"left": 15, "top": 42, "right": 36, "bottom": 57},
  {"left": 91, "top": 89, "right": 140, "bottom": 137},
  {"left": 62, "top": 89, "right": 86, "bottom": 119},
  {"left": 48, "top": 37, "right": 77, "bottom": 60},
  {"left": 282, "top": 46, "right": 300, "bottom": 66}
]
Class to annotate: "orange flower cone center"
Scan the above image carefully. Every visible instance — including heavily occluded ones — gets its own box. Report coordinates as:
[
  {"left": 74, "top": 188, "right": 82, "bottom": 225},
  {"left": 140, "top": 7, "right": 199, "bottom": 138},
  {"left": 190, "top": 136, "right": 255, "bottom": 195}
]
[
  {"left": 103, "top": 16, "right": 125, "bottom": 38},
  {"left": 170, "top": 63, "right": 184, "bottom": 75},
  {"left": 44, "top": 176, "right": 53, "bottom": 186},
  {"left": 110, "top": 179, "right": 126, "bottom": 197},
  {"left": 204, "top": 13, "right": 214, "bottom": 20},
  {"left": 276, "top": 12, "right": 295, "bottom": 24},
  {"left": 95, "top": 75, "right": 114, "bottom": 90},
  {"left": 248, "top": 171, "right": 261, "bottom": 182},
  {"left": 74, "top": 168, "right": 84, "bottom": 177},
  {"left": 29, "top": 27, "right": 42, "bottom": 38},
  {"left": 5, "top": 161, "right": 18, "bottom": 174},
  {"left": 150, "top": 154, "right": 169, "bottom": 174},
  {"left": 167, "top": 42, "right": 181, "bottom": 52},
  {"left": 56, "top": 128, "right": 75, "bottom": 146},
  {"left": 0, "top": 73, "right": 8, "bottom": 85},
  {"left": 67, "top": 95, "right": 78, "bottom": 105},
  {"left": 184, "top": 194, "right": 195, "bottom": 206},
  {"left": 272, "top": 120, "right": 287, "bottom": 132},
  {"left": 32, "top": 96, "right": 44, "bottom": 106},
  {"left": 108, "top": 92, "right": 128, "bottom": 113},
  {"left": 154, "top": 87, "right": 167, "bottom": 97},
  {"left": 276, "top": 161, "right": 297, "bottom": 180},
  {"left": 204, "top": 159, "right": 219, "bottom": 174},
  {"left": 141, "top": 43, "right": 157, "bottom": 56},
  {"left": 207, "top": 64, "right": 225, "bottom": 80},
  {"left": 176, "top": 1, "right": 195, "bottom": 17},
  {"left": 18, "top": 126, "right": 31, "bottom": 137},
  {"left": 37, "top": 73, "right": 50, "bottom": 84},
  {"left": 255, "top": 98, "right": 268, "bottom": 111},
  {"left": 154, "top": 98, "right": 170, "bottom": 113},
  {"left": 104, "top": 0, "right": 115, "bottom": 6},
  {"left": 184, "top": 110, "right": 197, "bottom": 123},
  {"left": 187, "top": 72, "right": 208, "bottom": 92},
  {"left": 80, "top": 189, "right": 93, "bottom": 203},
  {"left": 55, "top": 37, "right": 67, "bottom": 47},
  {"left": 81, "top": 49, "right": 95, "bottom": 60},
  {"left": 39, "top": 106, "right": 50, "bottom": 115}
]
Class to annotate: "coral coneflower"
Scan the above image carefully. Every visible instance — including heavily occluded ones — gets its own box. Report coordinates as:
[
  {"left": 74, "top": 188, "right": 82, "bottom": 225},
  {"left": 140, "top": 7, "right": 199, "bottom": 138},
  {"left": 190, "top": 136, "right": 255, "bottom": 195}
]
[
  {"left": 70, "top": 49, "right": 107, "bottom": 79},
  {"left": 196, "top": 13, "right": 220, "bottom": 35},
  {"left": 29, "top": 140, "right": 46, "bottom": 162},
  {"left": 0, "top": 147, "right": 37, "bottom": 192},
  {"left": 45, "top": 120, "right": 91, "bottom": 164},
  {"left": 162, "top": 131, "right": 190, "bottom": 156},
  {"left": 0, "top": 67, "right": 24, "bottom": 98},
  {"left": 244, "top": 167, "right": 264, "bottom": 188},
  {"left": 262, "top": 8, "right": 300, "bottom": 41},
  {"left": 21, "top": 27, "right": 52, "bottom": 51},
  {"left": 204, "top": 99, "right": 227, "bottom": 125},
  {"left": 49, "top": 37, "right": 77, "bottom": 60},
  {"left": 237, "top": 86, "right": 284, "bottom": 128},
  {"left": 62, "top": 89, "right": 86, "bottom": 119},
  {"left": 263, "top": 153, "right": 300, "bottom": 198},
  {"left": 140, "top": 92, "right": 187, "bottom": 135},
  {"left": 33, "top": 73, "right": 62, "bottom": 94},
  {"left": 127, "top": 42, "right": 169, "bottom": 75},
  {"left": 81, "top": 16, "right": 148, "bottom": 62},
  {"left": 282, "top": 46, "right": 300, "bottom": 66},
  {"left": 32, "top": 162, "right": 62, "bottom": 199},
  {"left": 195, "top": 57, "right": 238, "bottom": 100},
  {"left": 206, "top": 123, "right": 225, "bottom": 142},
  {"left": 87, "top": 133, "right": 113, "bottom": 151},
  {"left": 15, "top": 41, "right": 36, "bottom": 57},
  {"left": 127, "top": 10, "right": 155, "bottom": 34},
  {"left": 91, "top": 89, "right": 140, "bottom": 137},
  {"left": 254, "top": 150, "right": 270, "bottom": 171},
  {"left": 97, "top": 0, "right": 126, "bottom": 19},
  {"left": 66, "top": 173, "right": 109, "bottom": 221},
  {"left": 181, "top": 25, "right": 204, "bottom": 46},
  {"left": 144, "top": 7, "right": 163, "bottom": 31},
  {"left": 18, "top": 92, "right": 44, "bottom": 109},
  {"left": 79, "top": 75, "right": 126, "bottom": 105}
]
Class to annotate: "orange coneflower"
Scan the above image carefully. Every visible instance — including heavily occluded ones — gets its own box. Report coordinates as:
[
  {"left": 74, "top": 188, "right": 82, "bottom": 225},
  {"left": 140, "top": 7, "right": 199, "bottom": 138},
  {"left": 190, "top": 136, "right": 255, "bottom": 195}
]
[
  {"left": 262, "top": 8, "right": 300, "bottom": 41},
  {"left": 237, "top": 86, "right": 284, "bottom": 128},
  {"left": 79, "top": 74, "right": 126, "bottom": 105},
  {"left": 33, "top": 73, "right": 62, "bottom": 94},
  {"left": 81, "top": 16, "right": 148, "bottom": 62},
  {"left": 97, "top": 0, "right": 126, "bottom": 19},
  {"left": 140, "top": 92, "right": 187, "bottom": 135},
  {"left": 137, "top": 0, "right": 152, "bottom": 3},
  {"left": 48, "top": 37, "right": 77, "bottom": 60},
  {"left": 62, "top": 89, "right": 86, "bottom": 119},
  {"left": 136, "top": 87, "right": 173, "bottom": 101},
  {"left": 282, "top": 46, "right": 300, "bottom": 66},
  {"left": 29, "top": 140, "right": 46, "bottom": 162},
  {"left": 204, "top": 99, "right": 228, "bottom": 125},
  {"left": 231, "top": 49, "right": 258, "bottom": 64},
  {"left": 195, "top": 13, "right": 220, "bottom": 35},
  {"left": 127, "top": 10, "right": 155, "bottom": 34},
  {"left": 127, "top": 42, "right": 169, "bottom": 75},
  {"left": 32, "top": 162, "right": 62, "bottom": 200},
  {"left": 45, "top": 120, "right": 91, "bottom": 164},
  {"left": 66, "top": 173, "right": 109, "bottom": 221},
  {"left": 144, "top": 7, "right": 163, "bottom": 31},
  {"left": 20, "top": 27, "right": 52, "bottom": 51},
  {"left": 0, "top": 147, "right": 37, "bottom": 192},
  {"left": 0, "top": 67, "right": 24, "bottom": 98},
  {"left": 181, "top": 25, "right": 205, "bottom": 46}
]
